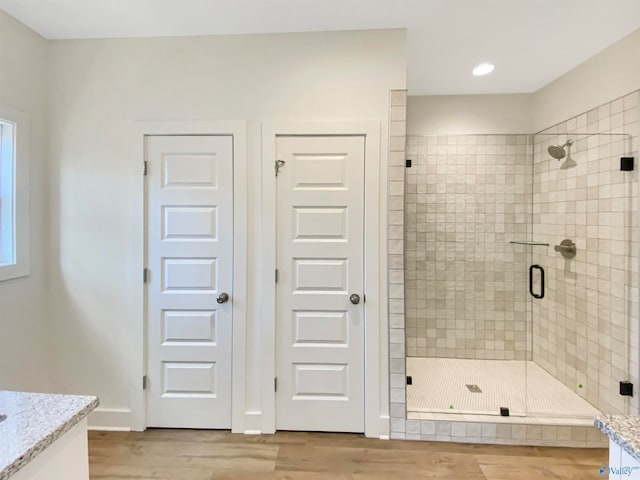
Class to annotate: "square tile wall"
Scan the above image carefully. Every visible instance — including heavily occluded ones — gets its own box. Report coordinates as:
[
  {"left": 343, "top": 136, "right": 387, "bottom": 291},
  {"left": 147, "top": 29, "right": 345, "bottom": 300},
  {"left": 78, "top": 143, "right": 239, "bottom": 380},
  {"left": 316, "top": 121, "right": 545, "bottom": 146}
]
[
  {"left": 404, "top": 134, "right": 533, "bottom": 360},
  {"left": 388, "top": 90, "right": 408, "bottom": 426},
  {"left": 531, "top": 91, "right": 640, "bottom": 416},
  {"left": 391, "top": 90, "right": 640, "bottom": 443}
]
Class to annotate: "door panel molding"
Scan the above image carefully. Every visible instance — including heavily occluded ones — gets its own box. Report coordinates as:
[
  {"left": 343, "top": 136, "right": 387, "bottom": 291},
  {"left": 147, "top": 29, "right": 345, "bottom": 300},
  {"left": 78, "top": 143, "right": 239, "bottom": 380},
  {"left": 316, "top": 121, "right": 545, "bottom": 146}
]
[
  {"left": 146, "top": 135, "right": 233, "bottom": 428},
  {"left": 276, "top": 135, "right": 365, "bottom": 432},
  {"left": 261, "top": 121, "right": 385, "bottom": 438},
  {"left": 132, "top": 121, "right": 247, "bottom": 432}
]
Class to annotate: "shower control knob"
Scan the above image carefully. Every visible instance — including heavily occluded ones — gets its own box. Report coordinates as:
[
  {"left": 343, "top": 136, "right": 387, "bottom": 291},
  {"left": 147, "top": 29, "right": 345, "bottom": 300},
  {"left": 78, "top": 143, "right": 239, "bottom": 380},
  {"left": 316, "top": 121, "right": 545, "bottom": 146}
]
[
  {"left": 554, "top": 239, "right": 577, "bottom": 259},
  {"left": 350, "top": 294, "right": 361, "bottom": 305},
  {"left": 216, "top": 292, "right": 229, "bottom": 304}
]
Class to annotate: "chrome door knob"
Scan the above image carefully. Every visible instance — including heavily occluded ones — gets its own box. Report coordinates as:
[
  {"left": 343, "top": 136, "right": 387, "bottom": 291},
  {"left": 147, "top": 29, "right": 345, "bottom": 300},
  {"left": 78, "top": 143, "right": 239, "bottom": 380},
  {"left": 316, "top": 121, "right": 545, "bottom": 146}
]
[
  {"left": 217, "top": 292, "right": 230, "bottom": 304},
  {"left": 350, "top": 294, "right": 360, "bottom": 305}
]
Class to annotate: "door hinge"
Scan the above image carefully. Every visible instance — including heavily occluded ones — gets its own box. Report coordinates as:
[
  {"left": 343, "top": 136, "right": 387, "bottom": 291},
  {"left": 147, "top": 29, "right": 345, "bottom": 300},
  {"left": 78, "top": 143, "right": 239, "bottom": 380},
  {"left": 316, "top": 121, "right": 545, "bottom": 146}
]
[
  {"left": 275, "top": 269, "right": 279, "bottom": 283},
  {"left": 143, "top": 161, "right": 148, "bottom": 176},
  {"left": 363, "top": 294, "right": 366, "bottom": 303},
  {"left": 143, "top": 375, "right": 148, "bottom": 390},
  {"left": 143, "top": 268, "right": 150, "bottom": 283},
  {"left": 274, "top": 377, "right": 278, "bottom": 392}
]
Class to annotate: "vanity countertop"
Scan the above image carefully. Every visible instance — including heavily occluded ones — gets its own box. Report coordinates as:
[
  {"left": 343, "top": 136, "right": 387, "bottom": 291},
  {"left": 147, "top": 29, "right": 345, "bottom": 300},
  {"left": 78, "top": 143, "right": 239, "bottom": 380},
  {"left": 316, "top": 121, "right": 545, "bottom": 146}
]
[
  {"left": 0, "top": 390, "right": 98, "bottom": 480},
  {"left": 595, "top": 415, "right": 640, "bottom": 462}
]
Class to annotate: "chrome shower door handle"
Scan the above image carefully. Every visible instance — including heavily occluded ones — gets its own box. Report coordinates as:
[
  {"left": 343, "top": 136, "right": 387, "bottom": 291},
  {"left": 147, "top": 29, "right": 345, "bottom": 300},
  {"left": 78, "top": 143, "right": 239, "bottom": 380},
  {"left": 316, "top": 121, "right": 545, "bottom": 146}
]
[
  {"left": 350, "top": 294, "right": 360, "bottom": 305},
  {"left": 216, "top": 292, "right": 230, "bottom": 304},
  {"left": 529, "top": 265, "right": 544, "bottom": 299}
]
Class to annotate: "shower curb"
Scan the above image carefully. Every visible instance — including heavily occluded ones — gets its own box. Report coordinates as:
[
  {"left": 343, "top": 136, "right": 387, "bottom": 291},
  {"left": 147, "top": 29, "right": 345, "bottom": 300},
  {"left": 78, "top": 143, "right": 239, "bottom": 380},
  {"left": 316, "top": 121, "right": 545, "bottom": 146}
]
[{"left": 391, "top": 417, "right": 607, "bottom": 447}]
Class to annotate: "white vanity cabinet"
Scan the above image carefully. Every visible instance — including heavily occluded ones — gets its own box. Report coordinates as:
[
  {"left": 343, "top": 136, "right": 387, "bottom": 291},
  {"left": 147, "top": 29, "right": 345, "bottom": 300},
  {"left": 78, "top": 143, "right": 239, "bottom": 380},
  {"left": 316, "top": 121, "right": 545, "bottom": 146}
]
[
  {"left": 607, "top": 439, "right": 640, "bottom": 480},
  {"left": 596, "top": 416, "right": 640, "bottom": 480},
  {"left": 0, "top": 391, "right": 97, "bottom": 480}
]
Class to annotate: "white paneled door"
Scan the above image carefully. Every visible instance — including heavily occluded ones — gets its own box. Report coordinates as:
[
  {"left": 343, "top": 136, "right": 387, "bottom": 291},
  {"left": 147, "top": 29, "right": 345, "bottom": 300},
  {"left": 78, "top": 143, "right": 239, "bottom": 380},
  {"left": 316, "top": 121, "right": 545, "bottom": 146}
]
[
  {"left": 276, "top": 135, "right": 365, "bottom": 432},
  {"left": 146, "top": 135, "right": 233, "bottom": 428}
]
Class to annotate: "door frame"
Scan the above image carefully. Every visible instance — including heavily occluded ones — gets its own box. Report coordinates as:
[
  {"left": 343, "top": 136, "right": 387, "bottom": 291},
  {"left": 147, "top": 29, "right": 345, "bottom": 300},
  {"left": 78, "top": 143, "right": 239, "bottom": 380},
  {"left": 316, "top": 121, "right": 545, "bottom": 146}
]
[
  {"left": 131, "top": 121, "right": 248, "bottom": 432},
  {"left": 261, "top": 121, "right": 387, "bottom": 438}
]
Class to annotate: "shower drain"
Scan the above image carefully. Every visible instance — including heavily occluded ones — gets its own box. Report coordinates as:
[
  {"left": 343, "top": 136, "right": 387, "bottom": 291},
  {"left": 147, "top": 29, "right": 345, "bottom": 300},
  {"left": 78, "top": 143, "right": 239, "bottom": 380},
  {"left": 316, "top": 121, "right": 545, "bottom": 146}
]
[{"left": 465, "top": 384, "right": 482, "bottom": 393}]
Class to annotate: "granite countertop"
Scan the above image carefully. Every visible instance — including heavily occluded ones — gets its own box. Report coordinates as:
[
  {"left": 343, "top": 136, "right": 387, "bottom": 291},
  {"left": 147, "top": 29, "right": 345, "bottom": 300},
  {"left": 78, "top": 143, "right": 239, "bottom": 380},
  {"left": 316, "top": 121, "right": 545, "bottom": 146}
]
[
  {"left": 0, "top": 391, "right": 98, "bottom": 480},
  {"left": 595, "top": 415, "right": 640, "bottom": 463}
]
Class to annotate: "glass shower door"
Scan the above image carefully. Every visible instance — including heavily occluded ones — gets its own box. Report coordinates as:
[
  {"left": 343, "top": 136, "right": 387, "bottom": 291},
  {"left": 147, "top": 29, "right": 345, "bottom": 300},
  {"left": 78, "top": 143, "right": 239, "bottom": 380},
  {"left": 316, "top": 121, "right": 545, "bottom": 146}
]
[
  {"left": 494, "top": 132, "right": 534, "bottom": 418},
  {"left": 404, "top": 133, "right": 531, "bottom": 417},
  {"left": 525, "top": 132, "right": 636, "bottom": 418}
]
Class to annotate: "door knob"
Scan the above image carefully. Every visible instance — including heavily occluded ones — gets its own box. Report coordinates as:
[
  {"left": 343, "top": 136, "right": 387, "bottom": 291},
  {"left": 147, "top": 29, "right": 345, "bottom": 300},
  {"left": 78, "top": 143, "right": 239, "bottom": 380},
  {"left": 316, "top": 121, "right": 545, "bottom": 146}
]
[
  {"left": 217, "top": 292, "right": 229, "bottom": 304},
  {"left": 350, "top": 294, "right": 360, "bottom": 305}
]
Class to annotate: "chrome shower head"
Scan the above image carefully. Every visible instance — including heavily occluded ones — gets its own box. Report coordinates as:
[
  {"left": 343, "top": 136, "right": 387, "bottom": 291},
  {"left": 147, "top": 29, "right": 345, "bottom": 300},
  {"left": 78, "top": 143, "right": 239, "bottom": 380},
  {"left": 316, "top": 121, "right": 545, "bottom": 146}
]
[
  {"left": 548, "top": 144, "right": 567, "bottom": 160},
  {"left": 548, "top": 140, "right": 576, "bottom": 168}
]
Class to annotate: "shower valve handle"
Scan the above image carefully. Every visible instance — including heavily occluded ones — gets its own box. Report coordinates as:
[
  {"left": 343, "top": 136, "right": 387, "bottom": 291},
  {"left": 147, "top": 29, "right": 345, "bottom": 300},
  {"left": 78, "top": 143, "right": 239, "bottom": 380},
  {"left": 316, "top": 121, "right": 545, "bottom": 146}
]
[{"left": 554, "top": 239, "right": 576, "bottom": 259}]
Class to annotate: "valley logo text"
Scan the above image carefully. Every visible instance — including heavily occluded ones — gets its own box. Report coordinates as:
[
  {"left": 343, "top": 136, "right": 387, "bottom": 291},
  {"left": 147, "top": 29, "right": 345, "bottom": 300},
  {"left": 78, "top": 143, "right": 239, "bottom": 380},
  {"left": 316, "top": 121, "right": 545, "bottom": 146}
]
[{"left": 600, "top": 465, "right": 640, "bottom": 477}]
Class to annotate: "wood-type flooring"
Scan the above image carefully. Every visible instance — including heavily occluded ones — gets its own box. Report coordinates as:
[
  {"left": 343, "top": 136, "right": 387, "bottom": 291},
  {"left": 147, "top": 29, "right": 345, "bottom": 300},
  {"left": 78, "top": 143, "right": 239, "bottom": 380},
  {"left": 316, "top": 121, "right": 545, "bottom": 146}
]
[{"left": 89, "top": 429, "right": 608, "bottom": 479}]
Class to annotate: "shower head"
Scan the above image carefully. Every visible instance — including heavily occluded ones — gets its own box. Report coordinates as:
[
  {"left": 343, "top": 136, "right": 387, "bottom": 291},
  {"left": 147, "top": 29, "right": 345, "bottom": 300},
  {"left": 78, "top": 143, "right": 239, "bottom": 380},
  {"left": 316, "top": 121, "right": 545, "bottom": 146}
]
[
  {"left": 560, "top": 156, "right": 577, "bottom": 169},
  {"left": 548, "top": 144, "right": 567, "bottom": 160},
  {"left": 548, "top": 140, "right": 576, "bottom": 169}
]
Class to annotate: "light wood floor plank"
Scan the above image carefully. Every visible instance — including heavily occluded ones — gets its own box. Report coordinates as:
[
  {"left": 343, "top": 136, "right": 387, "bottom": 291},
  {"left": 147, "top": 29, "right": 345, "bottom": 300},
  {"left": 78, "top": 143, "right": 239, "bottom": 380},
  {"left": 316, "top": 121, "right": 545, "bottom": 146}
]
[{"left": 88, "top": 429, "right": 608, "bottom": 480}]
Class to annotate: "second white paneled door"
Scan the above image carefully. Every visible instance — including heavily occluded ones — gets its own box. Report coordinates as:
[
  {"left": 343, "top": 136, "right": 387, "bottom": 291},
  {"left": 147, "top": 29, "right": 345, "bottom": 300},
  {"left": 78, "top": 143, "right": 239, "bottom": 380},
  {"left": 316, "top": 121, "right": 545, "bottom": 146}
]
[
  {"left": 146, "top": 135, "right": 233, "bottom": 428},
  {"left": 275, "top": 135, "right": 366, "bottom": 432}
]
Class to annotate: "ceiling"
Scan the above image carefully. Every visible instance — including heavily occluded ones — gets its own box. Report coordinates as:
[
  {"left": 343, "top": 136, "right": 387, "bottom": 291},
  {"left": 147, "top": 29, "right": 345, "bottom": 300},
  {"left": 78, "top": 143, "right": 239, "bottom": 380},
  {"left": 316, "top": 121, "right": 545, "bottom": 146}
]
[{"left": 1, "top": 0, "right": 639, "bottom": 95}]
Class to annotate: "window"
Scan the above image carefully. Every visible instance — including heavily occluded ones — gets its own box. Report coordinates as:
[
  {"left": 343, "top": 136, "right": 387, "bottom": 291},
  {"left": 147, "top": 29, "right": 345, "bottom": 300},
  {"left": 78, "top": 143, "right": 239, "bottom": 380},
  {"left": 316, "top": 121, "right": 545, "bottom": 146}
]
[
  {"left": 0, "top": 119, "right": 16, "bottom": 266},
  {"left": 0, "top": 106, "right": 30, "bottom": 282}
]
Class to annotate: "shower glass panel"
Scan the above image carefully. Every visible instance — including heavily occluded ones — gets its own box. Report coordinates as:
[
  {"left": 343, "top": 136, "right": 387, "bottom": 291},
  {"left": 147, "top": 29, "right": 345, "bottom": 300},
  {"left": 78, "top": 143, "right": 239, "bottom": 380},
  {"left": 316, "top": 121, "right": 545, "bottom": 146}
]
[
  {"left": 528, "top": 132, "right": 635, "bottom": 418},
  {"left": 404, "top": 134, "right": 531, "bottom": 417},
  {"left": 405, "top": 131, "right": 635, "bottom": 420}
]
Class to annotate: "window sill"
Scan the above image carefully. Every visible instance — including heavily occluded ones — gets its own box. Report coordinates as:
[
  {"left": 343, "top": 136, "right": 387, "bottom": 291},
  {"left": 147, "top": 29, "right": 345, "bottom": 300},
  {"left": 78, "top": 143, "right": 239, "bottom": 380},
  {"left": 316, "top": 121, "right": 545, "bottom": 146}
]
[{"left": 0, "top": 263, "right": 30, "bottom": 283}]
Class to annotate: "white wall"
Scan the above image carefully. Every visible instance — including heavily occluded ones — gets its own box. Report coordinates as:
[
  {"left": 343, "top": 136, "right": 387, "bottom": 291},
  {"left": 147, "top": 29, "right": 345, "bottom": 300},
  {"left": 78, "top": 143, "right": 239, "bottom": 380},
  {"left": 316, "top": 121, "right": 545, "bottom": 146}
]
[
  {"left": 46, "top": 29, "right": 406, "bottom": 428},
  {"left": 407, "top": 94, "right": 533, "bottom": 135},
  {"left": 533, "top": 28, "right": 640, "bottom": 132},
  {"left": 407, "top": 28, "right": 640, "bottom": 136},
  {"left": 0, "top": 10, "right": 51, "bottom": 391}
]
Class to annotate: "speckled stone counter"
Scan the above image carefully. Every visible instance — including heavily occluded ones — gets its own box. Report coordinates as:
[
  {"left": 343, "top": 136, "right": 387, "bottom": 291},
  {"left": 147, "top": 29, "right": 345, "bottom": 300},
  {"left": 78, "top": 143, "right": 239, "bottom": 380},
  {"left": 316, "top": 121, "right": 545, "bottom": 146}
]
[
  {"left": 595, "top": 415, "right": 640, "bottom": 463},
  {"left": 0, "top": 391, "right": 98, "bottom": 479}
]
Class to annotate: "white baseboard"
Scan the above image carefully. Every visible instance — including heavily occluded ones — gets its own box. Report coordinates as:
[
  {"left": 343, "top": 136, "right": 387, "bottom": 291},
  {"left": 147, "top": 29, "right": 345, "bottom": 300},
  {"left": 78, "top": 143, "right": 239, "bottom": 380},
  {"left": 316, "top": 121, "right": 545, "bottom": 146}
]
[
  {"left": 87, "top": 408, "right": 387, "bottom": 436},
  {"left": 88, "top": 408, "right": 132, "bottom": 431},
  {"left": 378, "top": 415, "right": 390, "bottom": 439},
  {"left": 240, "top": 411, "right": 262, "bottom": 434}
]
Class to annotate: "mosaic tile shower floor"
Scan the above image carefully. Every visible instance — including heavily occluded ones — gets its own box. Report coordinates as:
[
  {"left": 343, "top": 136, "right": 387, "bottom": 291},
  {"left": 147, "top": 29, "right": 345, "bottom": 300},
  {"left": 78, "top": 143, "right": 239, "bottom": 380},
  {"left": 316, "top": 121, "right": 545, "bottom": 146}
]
[{"left": 407, "top": 357, "right": 600, "bottom": 418}]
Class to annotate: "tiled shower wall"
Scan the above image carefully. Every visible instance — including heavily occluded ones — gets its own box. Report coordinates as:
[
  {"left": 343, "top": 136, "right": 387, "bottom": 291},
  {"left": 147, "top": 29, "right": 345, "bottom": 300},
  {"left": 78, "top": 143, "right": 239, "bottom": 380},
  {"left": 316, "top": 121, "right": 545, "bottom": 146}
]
[
  {"left": 532, "top": 90, "right": 640, "bottom": 415},
  {"left": 405, "top": 135, "right": 532, "bottom": 360},
  {"left": 388, "top": 90, "right": 409, "bottom": 432},
  {"left": 386, "top": 91, "right": 624, "bottom": 446}
]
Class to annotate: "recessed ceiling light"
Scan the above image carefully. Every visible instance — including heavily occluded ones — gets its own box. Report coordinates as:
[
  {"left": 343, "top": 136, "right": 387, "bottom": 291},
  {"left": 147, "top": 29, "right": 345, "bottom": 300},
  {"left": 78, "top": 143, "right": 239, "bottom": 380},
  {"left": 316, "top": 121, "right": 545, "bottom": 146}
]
[{"left": 473, "top": 63, "right": 495, "bottom": 76}]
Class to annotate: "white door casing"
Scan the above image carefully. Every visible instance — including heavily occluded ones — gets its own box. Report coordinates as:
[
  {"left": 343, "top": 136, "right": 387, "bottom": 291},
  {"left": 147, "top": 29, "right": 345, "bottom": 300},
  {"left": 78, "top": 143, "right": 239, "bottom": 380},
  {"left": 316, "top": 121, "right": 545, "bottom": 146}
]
[
  {"left": 275, "top": 135, "right": 366, "bottom": 432},
  {"left": 146, "top": 135, "right": 233, "bottom": 428}
]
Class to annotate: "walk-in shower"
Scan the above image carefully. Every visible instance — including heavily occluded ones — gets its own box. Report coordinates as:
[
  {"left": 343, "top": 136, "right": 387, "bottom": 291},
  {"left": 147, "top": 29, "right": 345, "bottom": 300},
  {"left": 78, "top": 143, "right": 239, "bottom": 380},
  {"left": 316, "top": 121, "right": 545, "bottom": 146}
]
[{"left": 404, "top": 131, "right": 636, "bottom": 425}]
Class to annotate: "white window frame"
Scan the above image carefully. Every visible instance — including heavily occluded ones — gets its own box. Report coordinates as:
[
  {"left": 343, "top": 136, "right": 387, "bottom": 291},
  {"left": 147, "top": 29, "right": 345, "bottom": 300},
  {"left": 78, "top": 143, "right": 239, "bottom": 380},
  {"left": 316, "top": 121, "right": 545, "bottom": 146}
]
[{"left": 0, "top": 105, "right": 30, "bottom": 282}]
